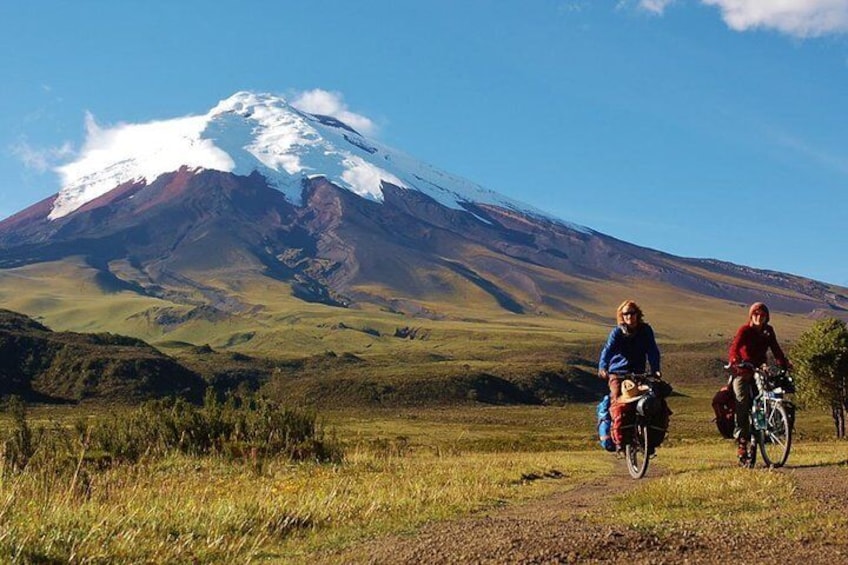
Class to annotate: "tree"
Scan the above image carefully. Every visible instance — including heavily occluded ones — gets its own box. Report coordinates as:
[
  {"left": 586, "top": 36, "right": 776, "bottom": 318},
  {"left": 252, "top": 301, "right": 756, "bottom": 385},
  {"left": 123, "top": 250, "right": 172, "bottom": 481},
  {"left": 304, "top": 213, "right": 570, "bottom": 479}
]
[{"left": 791, "top": 318, "right": 848, "bottom": 438}]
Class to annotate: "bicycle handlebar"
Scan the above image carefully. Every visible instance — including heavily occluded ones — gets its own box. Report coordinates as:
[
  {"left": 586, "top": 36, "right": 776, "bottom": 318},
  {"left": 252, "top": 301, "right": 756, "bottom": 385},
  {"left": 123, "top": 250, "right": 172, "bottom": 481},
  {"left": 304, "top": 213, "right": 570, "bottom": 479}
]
[
  {"left": 724, "top": 361, "right": 756, "bottom": 371},
  {"left": 725, "top": 362, "right": 786, "bottom": 376},
  {"left": 609, "top": 372, "right": 662, "bottom": 380}
]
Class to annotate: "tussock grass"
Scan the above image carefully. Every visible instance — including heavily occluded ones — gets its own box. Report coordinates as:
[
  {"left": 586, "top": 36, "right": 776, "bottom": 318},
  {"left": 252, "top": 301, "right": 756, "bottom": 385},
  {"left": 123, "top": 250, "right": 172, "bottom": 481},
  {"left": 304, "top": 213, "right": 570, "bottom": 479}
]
[
  {"left": 611, "top": 465, "right": 796, "bottom": 530},
  {"left": 606, "top": 440, "right": 848, "bottom": 543},
  {"left": 0, "top": 398, "right": 615, "bottom": 562},
  {"left": 2, "top": 366, "right": 847, "bottom": 561},
  {"left": 328, "top": 404, "right": 602, "bottom": 455},
  {"left": 0, "top": 447, "right": 608, "bottom": 562}
]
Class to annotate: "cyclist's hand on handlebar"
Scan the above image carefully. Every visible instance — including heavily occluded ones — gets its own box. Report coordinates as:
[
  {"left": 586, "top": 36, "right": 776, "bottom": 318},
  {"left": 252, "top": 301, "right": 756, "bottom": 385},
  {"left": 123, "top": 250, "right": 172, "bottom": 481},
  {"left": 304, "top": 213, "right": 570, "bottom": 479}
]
[
  {"left": 724, "top": 361, "right": 755, "bottom": 378},
  {"left": 652, "top": 371, "right": 662, "bottom": 379}
]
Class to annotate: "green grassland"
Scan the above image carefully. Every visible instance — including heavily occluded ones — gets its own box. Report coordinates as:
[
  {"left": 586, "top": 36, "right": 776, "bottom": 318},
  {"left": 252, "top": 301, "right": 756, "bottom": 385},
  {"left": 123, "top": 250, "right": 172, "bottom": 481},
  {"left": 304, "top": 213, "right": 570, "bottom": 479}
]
[
  {"left": 1, "top": 256, "right": 842, "bottom": 560},
  {"left": 0, "top": 257, "right": 818, "bottom": 362},
  {"left": 0, "top": 257, "right": 820, "bottom": 409},
  {"left": 2, "top": 379, "right": 846, "bottom": 563}
]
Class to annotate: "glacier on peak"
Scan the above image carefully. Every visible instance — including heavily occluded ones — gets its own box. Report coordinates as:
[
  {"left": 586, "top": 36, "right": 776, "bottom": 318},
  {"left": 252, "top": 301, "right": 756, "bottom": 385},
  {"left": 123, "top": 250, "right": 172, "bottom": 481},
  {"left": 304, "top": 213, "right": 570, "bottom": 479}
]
[{"left": 49, "top": 91, "right": 587, "bottom": 233}]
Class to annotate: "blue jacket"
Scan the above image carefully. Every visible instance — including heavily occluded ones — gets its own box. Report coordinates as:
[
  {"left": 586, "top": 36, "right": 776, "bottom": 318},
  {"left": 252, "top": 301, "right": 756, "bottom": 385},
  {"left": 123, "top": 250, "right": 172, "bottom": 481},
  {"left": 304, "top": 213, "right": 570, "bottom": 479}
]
[{"left": 599, "top": 323, "right": 661, "bottom": 375}]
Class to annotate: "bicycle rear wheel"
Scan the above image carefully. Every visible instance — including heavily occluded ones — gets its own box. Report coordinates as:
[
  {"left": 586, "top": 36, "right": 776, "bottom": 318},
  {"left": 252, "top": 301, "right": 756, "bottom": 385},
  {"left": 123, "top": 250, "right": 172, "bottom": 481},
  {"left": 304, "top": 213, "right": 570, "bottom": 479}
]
[
  {"left": 626, "top": 423, "right": 650, "bottom": 479},
  {"left": 759, "top": 402, "right": 792, "bottom": 468}
]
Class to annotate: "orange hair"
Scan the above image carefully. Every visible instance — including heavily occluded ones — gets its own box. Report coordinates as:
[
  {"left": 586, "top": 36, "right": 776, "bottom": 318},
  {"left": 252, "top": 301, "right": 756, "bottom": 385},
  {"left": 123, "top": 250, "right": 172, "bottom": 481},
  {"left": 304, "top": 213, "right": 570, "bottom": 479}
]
[{"left": 616, "top": 300, "right": 644, "bottom": 325}]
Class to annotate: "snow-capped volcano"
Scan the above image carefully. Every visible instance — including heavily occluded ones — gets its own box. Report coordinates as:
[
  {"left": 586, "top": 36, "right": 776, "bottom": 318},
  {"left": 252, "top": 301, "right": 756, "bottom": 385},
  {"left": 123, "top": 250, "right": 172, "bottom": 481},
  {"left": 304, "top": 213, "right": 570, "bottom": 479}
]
[
  {"left": 2, "top": 89, "right": 845, "bottom": 332},
  {"left": 50, "top": 91, "right": 559, "bottom": 224}
]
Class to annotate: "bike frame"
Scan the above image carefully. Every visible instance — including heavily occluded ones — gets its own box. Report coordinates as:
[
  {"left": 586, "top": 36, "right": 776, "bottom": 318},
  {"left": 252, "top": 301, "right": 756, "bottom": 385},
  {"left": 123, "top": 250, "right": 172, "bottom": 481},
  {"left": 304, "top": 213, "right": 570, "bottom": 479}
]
[
  {"left": 615, "top": 373, "right": 667, "bottom": 479},
  {"left": 729, "top": 364, "right": 793, "bottom": 468}
]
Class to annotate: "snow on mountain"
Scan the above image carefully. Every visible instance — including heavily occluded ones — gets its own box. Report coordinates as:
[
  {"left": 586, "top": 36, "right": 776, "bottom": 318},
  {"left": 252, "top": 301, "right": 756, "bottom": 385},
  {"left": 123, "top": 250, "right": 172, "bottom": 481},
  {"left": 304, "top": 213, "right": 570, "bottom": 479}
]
[{"left": 51, "top": 91, "right": 587, "bottom": 232}]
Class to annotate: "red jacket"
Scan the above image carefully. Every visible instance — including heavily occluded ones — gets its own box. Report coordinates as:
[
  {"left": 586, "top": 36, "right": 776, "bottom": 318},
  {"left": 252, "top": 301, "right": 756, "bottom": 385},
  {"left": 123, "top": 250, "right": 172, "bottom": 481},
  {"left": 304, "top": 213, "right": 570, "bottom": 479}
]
[{"left": 728, "top": 323, "right": 787, "bottom": 373}]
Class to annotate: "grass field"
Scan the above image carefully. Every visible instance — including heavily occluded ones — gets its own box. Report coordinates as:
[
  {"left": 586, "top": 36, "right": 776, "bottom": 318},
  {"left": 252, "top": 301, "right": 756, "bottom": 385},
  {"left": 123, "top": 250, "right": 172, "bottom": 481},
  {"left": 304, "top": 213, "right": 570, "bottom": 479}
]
[
  {"left": 0, "top": 257, "right": 820, "bottom": 365},
  {"left": 2, "top": 377, "right": 846, "bottom": 563},
  {"left": 1, "top": 258, "right": 843, "bottom": 561}
]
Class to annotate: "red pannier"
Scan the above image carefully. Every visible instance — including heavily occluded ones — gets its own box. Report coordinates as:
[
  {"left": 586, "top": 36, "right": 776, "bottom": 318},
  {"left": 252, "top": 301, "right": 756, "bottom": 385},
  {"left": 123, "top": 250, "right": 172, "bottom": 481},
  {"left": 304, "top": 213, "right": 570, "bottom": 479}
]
[{"left": 712, "top": 385, "right": 735, "bottom": 439}]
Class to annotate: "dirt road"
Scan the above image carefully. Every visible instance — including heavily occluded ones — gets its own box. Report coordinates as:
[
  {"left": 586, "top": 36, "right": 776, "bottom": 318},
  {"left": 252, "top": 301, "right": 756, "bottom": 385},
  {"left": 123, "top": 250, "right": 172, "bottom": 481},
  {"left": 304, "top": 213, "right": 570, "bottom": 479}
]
[{"left": 321, "top": 462, "right": 848, "bottom": 564}]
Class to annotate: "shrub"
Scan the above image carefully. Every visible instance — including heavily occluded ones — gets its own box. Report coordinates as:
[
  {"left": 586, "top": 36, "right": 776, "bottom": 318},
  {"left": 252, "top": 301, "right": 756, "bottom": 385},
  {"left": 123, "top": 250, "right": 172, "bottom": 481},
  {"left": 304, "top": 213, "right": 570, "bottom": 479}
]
[
  {"left": 791, "top": 317, "right": 848, "bottom": 438},
  {"left": 1, "top": 394, "right": 343, "bottom": 478}
]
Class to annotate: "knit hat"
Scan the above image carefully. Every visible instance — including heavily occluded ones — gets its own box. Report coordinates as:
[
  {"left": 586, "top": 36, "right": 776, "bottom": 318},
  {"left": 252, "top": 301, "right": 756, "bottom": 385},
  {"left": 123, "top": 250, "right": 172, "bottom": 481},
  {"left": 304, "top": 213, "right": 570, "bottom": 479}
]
[{"left": 749, "top": 302, "right": 769, "bottom": 321}]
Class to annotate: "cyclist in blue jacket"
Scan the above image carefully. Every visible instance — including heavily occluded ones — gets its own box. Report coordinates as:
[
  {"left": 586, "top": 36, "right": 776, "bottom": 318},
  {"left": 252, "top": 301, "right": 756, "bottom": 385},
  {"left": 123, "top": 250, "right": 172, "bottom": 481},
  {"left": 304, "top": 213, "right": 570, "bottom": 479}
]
[{"left": 598, "top": 300, "right": 662, "bottom": 449}]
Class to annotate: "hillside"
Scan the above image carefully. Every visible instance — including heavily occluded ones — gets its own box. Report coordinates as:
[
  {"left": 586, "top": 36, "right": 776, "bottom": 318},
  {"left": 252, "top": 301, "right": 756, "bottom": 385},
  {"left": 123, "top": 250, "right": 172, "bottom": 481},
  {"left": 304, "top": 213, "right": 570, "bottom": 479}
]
[
  {"left": 0, "top": 309, "right": 205, "bottom": 402},
  {"left": 0, "top": 91, "right": 845, "bottom": 369}
]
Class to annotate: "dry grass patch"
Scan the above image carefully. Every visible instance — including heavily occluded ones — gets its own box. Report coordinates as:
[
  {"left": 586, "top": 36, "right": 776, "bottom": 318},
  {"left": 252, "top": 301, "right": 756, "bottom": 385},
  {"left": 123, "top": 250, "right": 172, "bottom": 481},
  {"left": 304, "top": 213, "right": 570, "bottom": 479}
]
[
  {"left": 607, "top": 441, "right": 848, "bottom": 542},
  {"left": 0, "top": 449, "right": 609, "bottom": 562}
]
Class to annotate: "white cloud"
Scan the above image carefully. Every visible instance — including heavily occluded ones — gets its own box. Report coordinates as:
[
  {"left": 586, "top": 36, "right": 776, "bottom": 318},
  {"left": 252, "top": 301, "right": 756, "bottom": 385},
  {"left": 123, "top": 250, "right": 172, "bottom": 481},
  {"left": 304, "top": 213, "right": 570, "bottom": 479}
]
[
  {"left": 702, "top": 0, "right": 848, "bottom": 37},
  {"left": 633, "top": 0, "right": 848, "bottom": 37},
  {"left": 11, "top": 139, "right": 75, "bottom": 173},
  {"left": 559, "top": 1, "right": 589, "bottom": 12},
  {"left": 639, "top": 0, "right": 675, "bottom": 15},
  {"left": 290, "top": 89, "right": 377, "bottom": 136}
]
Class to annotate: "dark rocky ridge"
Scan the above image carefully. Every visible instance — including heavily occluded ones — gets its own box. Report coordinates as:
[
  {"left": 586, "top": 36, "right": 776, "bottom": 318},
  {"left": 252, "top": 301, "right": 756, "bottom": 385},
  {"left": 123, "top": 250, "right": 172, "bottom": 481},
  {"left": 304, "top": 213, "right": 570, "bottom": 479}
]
[{"left": 0, "top": 309, "right": 205, "bottom": 402}]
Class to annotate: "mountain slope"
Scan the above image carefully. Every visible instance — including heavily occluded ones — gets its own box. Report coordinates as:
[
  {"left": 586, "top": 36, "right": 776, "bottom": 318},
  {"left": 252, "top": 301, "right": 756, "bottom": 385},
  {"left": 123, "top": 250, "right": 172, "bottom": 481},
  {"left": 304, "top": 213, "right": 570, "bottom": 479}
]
[{"left": 0, "top": 91, "right": 846, "bottom": 353}]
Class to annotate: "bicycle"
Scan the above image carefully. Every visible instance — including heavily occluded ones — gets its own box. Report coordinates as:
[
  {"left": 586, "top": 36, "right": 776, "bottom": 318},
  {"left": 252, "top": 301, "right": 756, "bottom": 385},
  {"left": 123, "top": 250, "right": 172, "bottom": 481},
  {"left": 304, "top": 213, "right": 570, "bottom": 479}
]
[
  {"left": 724, "top": 362, "right": 795, "bottom": 468},
  {"left": 616, "top": 373, "right": 672, "bottom": 479}
]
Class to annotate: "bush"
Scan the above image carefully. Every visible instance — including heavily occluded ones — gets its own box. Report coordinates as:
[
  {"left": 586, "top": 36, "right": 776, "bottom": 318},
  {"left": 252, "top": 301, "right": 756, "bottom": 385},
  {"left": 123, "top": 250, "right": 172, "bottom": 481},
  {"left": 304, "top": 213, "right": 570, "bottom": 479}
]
[
  {"left": 84, "top": 393, "right": 342, "bottom": 463},
  {"left": 791, "top": 317, "right": 848, "bottom": 438},
  {"left": 1, "top": 394, "right": 343, "bottom": 478}
]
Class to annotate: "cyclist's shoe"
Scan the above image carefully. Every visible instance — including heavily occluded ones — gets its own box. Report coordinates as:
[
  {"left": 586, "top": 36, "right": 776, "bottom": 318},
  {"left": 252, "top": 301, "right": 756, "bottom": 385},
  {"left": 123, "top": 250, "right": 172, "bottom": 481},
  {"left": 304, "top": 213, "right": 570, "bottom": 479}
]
[{"left": 737, "top": 441, "right": 750, "bottom": 467}]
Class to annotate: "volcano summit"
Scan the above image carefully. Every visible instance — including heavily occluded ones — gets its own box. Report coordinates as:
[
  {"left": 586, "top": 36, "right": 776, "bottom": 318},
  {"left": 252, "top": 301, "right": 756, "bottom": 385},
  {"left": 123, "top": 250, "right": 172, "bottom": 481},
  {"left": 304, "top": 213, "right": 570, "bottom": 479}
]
[{"left": 48, "top": 92, "right": 556, "bottom": 224}]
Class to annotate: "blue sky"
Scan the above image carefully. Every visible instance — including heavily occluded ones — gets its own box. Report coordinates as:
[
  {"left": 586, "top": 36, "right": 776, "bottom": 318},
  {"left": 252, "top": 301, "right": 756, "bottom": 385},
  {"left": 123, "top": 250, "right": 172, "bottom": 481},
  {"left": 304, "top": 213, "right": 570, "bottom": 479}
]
[{"left": 1, "top": 0, "right": 847, "bottom": 285}]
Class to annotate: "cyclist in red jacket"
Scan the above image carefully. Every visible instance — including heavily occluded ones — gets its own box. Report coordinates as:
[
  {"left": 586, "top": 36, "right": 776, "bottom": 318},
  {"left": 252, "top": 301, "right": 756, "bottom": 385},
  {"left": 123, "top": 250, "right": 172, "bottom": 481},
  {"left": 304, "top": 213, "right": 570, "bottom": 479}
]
[{"left": 728, "top": 302, "right": 789, "bottom": 465}]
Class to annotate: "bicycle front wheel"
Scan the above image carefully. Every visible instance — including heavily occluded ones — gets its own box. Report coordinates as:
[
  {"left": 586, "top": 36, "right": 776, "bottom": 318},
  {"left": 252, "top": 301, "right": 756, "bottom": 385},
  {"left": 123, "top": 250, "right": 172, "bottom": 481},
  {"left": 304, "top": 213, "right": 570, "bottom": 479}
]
[
  {"left": 759, "top": 402, "right": 792, "bottom": 468},
  {"left": 626, "top": 423, "right": 650, "bottom": 479}
]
